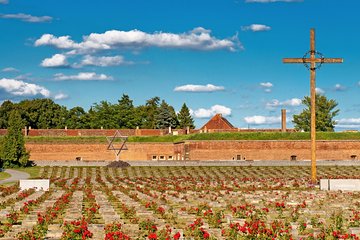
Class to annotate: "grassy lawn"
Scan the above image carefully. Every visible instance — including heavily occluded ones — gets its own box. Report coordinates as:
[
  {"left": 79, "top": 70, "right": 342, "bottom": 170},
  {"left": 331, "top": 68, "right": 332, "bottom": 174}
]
[
  {"left": 6, "top": 131, "right": 358, "bottom": 143},
  {"left": 15, "top": 166, "right": 42, "bottom": 178},
  {"left": 0, "top": 171, "right": 11, "bottom": 180}
]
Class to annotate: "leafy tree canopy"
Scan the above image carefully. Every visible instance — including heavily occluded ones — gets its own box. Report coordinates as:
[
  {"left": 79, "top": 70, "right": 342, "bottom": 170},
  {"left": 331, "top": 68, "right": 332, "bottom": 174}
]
[
  {"left": 292, "top": 94, "right": 339, "bottom": 132},
  {"left": 0, "top": 96, "right": 195, "bottom": 130},
  {"left": 0, "top": 110, "right": 30, "bottom": 168}
]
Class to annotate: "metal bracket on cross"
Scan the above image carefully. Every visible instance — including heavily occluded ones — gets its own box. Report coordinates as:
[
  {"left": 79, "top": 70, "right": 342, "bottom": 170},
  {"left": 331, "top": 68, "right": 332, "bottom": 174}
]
[{"left": 106, "top": 130, "right": 128, "bottom": 161}]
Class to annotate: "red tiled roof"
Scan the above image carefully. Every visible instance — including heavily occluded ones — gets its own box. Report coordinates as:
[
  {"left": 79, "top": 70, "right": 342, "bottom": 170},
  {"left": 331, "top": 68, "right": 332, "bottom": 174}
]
[{"left": 200, "top": 114, "right": 235, "bottom": 130}]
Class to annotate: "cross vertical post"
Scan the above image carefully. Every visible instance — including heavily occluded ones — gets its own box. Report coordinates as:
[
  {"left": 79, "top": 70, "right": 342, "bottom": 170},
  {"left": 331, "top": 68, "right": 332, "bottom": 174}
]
[
  {"left": 310, "top": 29, "right": 316, "bottom": 183},
  {"left": 283, "top": 28, "right": 343, "bottom": 184}
]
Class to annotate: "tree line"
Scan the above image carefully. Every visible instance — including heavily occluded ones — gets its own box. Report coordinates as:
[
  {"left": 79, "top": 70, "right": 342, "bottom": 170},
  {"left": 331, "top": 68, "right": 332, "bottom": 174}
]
[{"left": 0, "top": 95, "right": 195, "bottom": 130}]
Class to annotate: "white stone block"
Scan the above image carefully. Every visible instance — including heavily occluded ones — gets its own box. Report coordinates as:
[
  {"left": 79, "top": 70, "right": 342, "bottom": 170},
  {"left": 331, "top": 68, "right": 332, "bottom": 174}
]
[
  {"left": 20, "top": 179, "right": 50, "bottom": 191},
  {"left": 320, "top": 179, "right": 360, "bottom": 191},
  {"left": 320, "top": 179, "right": 329, "bottom": 190}
]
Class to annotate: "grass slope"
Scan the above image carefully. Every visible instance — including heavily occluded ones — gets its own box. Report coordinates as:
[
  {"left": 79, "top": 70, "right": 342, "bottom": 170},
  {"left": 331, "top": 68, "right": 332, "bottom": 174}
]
[{"left": 1, "top": 132, "right": 360, "bottom": 144}]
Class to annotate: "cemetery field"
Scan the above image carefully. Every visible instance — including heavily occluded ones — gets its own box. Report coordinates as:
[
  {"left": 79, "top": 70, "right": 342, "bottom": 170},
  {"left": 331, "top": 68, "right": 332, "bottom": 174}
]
[{"left": 2, "top": 166, "right": 360, "bottom": 239}]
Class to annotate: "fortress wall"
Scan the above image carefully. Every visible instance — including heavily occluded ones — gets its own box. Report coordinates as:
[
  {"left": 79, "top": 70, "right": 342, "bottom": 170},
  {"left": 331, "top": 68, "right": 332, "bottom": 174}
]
[
  {"left": 25, "top": 140, "right": 360, "bottom": 162},
  {"left": 187, "top": 141, "right": 360, "bottom": 161},
  {"left": 26, "top": 142, "right": 175, "bottom": 161}
]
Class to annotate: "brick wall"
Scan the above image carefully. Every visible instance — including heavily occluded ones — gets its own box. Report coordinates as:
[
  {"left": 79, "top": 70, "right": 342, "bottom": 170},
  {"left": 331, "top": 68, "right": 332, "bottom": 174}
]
[
  {"left": 187, "top": 140, "right": 360, "bottom": 161},
  {"left": 26, "top": 142, "right": 175, "bottom": 161},
  {"left": 25, "top": 140, "right": 360, "bottom": 162}
]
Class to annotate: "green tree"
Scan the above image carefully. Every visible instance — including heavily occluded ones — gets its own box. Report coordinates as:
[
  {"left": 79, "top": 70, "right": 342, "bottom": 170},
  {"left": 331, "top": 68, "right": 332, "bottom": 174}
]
[
  {"left": 292, "top": 94, "right": 339, "bottom": 132},
  {"left": 177, "top": 103, "right": 195, "bottom": 129},
  {"left": 139, "top": 97, "right": 160, "bottom": 129},
  {"left": 155, "top": 100, "right": 179, "bottom": 129},
  {"left": 0, "top": 100, "right": 14, "bottom": 128},
  {"left": 116, "top": 94, "right": 139, "bottom": 128},
  {"left": 88, "top": 101, "right": 118, "bottom": 129},
  {"left": 66, "top": 106, "right": 89, "bottom": 129},
  {"left": 0, "top": 111, "right": 30, "bottom": 168},
  {"left": 17, "top": 99, "right": 66, "bottom": 129}
]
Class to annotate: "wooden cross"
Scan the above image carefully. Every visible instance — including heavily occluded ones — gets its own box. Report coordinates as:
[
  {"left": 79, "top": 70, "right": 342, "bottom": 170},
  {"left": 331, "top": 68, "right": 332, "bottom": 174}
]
[{"left": 283, "top": 28, "right": 343, "bottom": 184}]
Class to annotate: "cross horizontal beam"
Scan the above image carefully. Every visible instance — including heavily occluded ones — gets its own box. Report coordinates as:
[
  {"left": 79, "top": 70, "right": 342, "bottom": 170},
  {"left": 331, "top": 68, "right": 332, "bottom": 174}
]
[{"left": 283, "top": 58, "right": 343, "bottom": 64}]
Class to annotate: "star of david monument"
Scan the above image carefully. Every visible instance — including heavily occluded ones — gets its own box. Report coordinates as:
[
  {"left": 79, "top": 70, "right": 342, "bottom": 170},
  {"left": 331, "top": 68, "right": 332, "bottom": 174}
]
[
  {"left": 106, "top": 130, "right": 128, "bottom": 161},
  {"left": 283, "top": 28, "right": 343, "bottom": 183}
]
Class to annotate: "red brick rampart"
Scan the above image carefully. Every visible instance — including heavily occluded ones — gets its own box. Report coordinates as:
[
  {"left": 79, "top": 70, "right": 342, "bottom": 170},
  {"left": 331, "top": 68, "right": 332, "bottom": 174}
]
[{"left": 25, "top": 140, "right": 360, "bottom": 162}]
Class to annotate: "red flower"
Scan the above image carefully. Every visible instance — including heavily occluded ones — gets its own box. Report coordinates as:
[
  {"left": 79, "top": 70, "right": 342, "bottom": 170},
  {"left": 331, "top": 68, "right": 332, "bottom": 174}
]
[
  {"left": 173, "top": 232, "right": 181, "bottom": 239},
  {"left": 148, "top": 232, "right": 157, "bottom": 239}
]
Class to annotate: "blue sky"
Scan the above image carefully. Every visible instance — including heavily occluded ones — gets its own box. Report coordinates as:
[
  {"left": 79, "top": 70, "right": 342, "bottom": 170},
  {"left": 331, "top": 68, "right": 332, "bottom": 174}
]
[{"left": 0, "top": 0, "right": 359, "bottom": 129}]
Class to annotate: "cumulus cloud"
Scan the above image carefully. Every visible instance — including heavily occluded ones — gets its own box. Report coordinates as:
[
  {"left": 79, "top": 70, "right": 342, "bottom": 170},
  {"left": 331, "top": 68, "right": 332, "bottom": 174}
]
[
  {"left": 54, "top": 92, "right": 68, "bottom": 100},
  {"left": 80, "top": 55, "right": 129, "bottom": 67},
  {"left": 260, "top": 82, "right": 273, "bottom": 92},
  {"left": 174, "top": 84, "right": 225, "bottom": 92},
  {"left": 0, "top": 13, "right": 52, "bottom": 23},
  {"left": 54, "top": 72, "right": 113, "bottom": 81},
  {"left": 334, "top": 83, "right": 346, "bottom": 92},
  {"left": 35, "top": 27, "right": 241, "bottom": 53},
  {"left": 0, "top": 0, "right": 9, "bottom": 4},
  {"left": 260, "top": 82, "right": 273, "bottom": 88},
  {"left": 41, "top": 54, "right": 69, "bottom": 68},
  {"left": 266, "top": 98, "right": 302, "bottom": 109},
  {"left": 1, "top": 67, "right": 18, "bottom": 72},
  {"left": 335, "top": 118, "right": 360, "bottom": 129},
  {"left": 246, "top": 0, "right": 303, "bottom": 2},
  {"left": 315, "top": 87, "right": 325, "bottom": 94},
  {"left": 190, "top": 105, "right": 232, "bottom": 118},
  {"left": 242, "top": 24, "right": 271, "bottom": 32},
  {"left": 244, "top": 115, "right": 281, "bottom": 125},
  {"left": 0, "top": 78, "right": 50, "bottom": 97}
]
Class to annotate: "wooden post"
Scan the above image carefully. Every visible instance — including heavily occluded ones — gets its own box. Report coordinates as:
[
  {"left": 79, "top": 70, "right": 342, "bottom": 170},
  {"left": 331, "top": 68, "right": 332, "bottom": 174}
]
[
  {"left": 310, "top": 29, "right": 317, "bottom": 183},
  {"left": 281, "top": 109, "right": 286, "bottom": 132}
]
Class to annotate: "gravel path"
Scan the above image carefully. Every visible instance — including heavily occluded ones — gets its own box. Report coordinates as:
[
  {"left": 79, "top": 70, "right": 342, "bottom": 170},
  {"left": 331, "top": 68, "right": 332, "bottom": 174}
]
[{"left": 0, "top": 169, "right": 30, "bottom": 184}]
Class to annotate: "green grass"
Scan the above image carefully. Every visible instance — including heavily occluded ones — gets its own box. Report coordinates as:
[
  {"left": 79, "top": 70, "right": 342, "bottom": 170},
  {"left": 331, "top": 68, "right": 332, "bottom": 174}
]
[
  {"left": 1, "top": 132, "right": 360, "bottom": 144},
  {"left": 0, "top": 171, "right": 11, "bottom": 181},
  {"left": 15, "top": 166, "right": 42, "bottom": 178}
]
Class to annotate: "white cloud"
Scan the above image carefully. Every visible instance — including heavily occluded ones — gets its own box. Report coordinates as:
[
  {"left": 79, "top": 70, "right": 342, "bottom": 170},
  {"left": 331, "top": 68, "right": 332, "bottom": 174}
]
[
  {"left": 246, "top": 0, "right": 302, "bottom": 2},
  {"left": 244, "top": 115, "right": 281, "bottom": 125},
  {"left": 334, "top": 83, "right": 346, "bottom": 91},
  {"left": 260, "top": 82, "right": 273, "bottom": 88},
  {"left": 336, "top": 118, "right": 360, "bottom": 125},
  {"left": 35, "top": 34, "right": 77, "bottom": 49},
  {"left": 41, "top": 54, "right": 69, "bottom": 68},
  {"left": 54, "top": 92, "right": 68, "bottom": 100},
  {"left": 266, "top": 98, "right": 302, "bottom": 109},
  {"left": 0, "top": 13, "right": 52, "bottom": 23},
  {"left": 264, "top": 88, "right": 272, "bottom": 93},
  {"left": 0, "top": 0, "right": 9, "bottom": 4},
  {"left": 260, "top": 82, "right": 273, "bottom": 92},
  {"left": 0, "top": 78, "right": 50, "bottom": 97},
  {"left": 335, "top": 118, "right": 360, "bottom": 129},
  {"left": 80, "top": 55, "right": 129, "bottom": 67},
  {"left": 242, "top": 24, "right": 271, "bottom": 32},
  {"left": 315, "top": 87, "right": 325, "bottom": 94},
  {"left": 190, "top": 105, "right": 231, "bottom": 118},
  {"left": 54, "top": 72, "right": 113, "bottom": 81},
  {"left": 174, "top": 84, "right": 225, "bottom": 92},
  {"left": 35, "top": 27, "right": 241, "bottom": 53},
  {"left": 1, "top": 67, "right": 18, "bottom": 72}
]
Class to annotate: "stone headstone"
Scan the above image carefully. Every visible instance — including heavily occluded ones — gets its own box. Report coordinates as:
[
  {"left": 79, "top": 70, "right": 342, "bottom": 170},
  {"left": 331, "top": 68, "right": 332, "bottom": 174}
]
[
  {"left": 20, "top": 179, "right": 50, "bottom": 191},
  {"left": 320, "top": 179, "right": 360, "bottom": 191}
]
